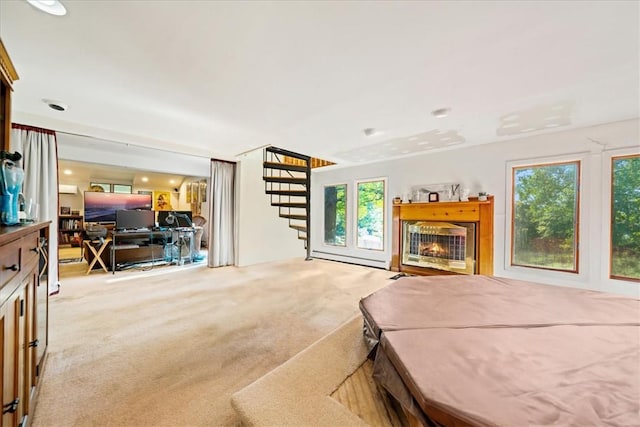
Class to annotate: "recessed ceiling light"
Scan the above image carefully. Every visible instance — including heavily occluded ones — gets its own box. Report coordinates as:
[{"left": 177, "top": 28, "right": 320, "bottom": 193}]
[
  {"left": 141, "top": 177, "right": 149, "bottom": 183},
  {"left": 408, "top": 136, "right": 419, "bottom": 141},
  {"left": 431, "top": 108, "right": 451, "bottom": 118},
  {"left": 26, "top": 0, "right": 67, "bottom": 16},
  {"left": 169, "top": 179, "right": 175, "bottom": 184},
  {"left": 63, "top": 169, "right": 72, "bottom": 175},
  {"left": 418, "top": 141, "right": 430, "bottom": 145},
  {"left": 42, "top": 98, "right": 67, "bottom": 111},
  {"left": 401, "top": 150, "right": 410, "bottom": 154}
]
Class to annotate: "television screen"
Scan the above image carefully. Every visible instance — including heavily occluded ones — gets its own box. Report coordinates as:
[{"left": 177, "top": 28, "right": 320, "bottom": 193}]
[
  {"left": 116, "top": 210, "right": 155, "bottom": 230},
  {"left": 84, "top": 192, "right": 152, "bottom": 223}
]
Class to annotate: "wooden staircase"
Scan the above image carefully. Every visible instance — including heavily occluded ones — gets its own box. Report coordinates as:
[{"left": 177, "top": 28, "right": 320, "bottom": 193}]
[{"left": 263, "top": 147, "right": 312, "bottom": 260}]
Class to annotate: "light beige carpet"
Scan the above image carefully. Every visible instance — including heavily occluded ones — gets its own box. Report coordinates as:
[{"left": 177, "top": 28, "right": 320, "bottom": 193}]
[{"left": 33, "top": 258, "right": 393, "bottom": 426}]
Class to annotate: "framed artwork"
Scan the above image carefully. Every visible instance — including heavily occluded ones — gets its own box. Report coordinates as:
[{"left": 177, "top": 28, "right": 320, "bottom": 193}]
[{"left": 153, "top": 191, "right": 172, "bottom": 211}]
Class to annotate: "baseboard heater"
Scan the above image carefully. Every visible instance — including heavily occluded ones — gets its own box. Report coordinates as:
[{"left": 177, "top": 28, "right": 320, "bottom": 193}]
[{"left": 311, "top": 250, "right": 389, "bottom": 269}]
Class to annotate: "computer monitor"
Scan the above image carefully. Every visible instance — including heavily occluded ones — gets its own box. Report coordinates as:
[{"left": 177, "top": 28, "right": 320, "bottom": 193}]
[
  {"left": 157, "top": 210, "right": 192, "bottom": 227},
  {"left": 116, "top": 210, "right": 155, "bottom": 231}
]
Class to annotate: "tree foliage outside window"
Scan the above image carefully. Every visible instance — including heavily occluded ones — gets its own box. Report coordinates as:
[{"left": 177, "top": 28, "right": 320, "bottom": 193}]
[
  {"left": 611, "top": 154, "right": 640, "bottom": 281},
  {"left": 324, "top": 184, "right": 346, "bottom": 246},
  {"left": 357, "top": 180, "right": 385, "bottom": 250},
  {"left": 512, "top": 161, "right": 579, "bottom": 271}
]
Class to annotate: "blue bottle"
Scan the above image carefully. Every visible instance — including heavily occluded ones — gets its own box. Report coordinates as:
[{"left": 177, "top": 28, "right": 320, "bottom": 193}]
[{"left": 0, "top": 160, "right": 25, "bottom": 226}]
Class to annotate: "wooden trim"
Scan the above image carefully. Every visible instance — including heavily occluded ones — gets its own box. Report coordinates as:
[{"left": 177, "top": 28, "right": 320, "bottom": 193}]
[
  {"left": 609, "top": 153, "right": 640, "bottom": 282},
  {"left": 2, "top": 86, "right": 10, "bottom": 151},
  {"left": 0, "top": 39, "right": 19, "bottom": 89},
  {"left": 510, "top": 160, "right": 580, "bottom": 273},
  {"left": 391, "top": 197, "right": 494, "bottom": 275},
  {"left": 11, "top": 123, "right": 56, "bottom": 135}
]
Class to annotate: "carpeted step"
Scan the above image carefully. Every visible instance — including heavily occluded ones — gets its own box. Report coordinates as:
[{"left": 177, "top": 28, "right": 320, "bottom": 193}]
[{"left": 231, "top": 316, "right": 370, "bottom": 427}]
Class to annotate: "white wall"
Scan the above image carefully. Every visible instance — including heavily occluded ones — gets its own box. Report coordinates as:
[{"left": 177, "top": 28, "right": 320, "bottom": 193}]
[
  {"left": 236, "top": 149, "right": 307, "bottom": 266},
  {"left": 57, "top": 133, "right": 210, "bottom": 177},
  {"left": 311, "top": 119, "right": 639, "bottom": 297}
]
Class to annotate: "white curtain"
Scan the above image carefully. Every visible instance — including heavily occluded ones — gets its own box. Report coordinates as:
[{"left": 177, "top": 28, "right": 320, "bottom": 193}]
[
  {"left": 10, "top": 125, "right": 59, "bottom": 294},
  {"left": 208, "top": 160, "right": 235, "bottom": 267}
]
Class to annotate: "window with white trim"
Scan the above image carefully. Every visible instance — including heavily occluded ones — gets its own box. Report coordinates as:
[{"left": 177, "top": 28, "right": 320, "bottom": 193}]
[
  {"left": 356, "top": 179, "right": 385, "bottom": 251},
  {"left": 324, "top": 184, "right": 347, "bottom": 246}
]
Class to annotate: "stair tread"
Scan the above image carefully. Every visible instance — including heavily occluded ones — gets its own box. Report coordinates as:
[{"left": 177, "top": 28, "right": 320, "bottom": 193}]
[
  {"left": 263, "top": 161, "right": 308, "bottom": 172},
  {"left": 289, "top": 225, "right": 307, "bottom": 232},
  {"left": 280, "top": 214, "right": 307, "bottom": 220},
  {"left": 266, "top": 190, "right": 308, "bottom": 196},
  {"left": 271, "top": 202, "right": 307, "bottom": 208},
  {"left": 264, "top": 176, "right": 307, "bottom": 184}
]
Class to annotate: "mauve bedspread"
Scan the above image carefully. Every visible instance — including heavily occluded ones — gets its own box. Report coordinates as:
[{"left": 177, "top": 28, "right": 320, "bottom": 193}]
[{"left": 360, "top": 276, "right": 640, "bottom": 427}]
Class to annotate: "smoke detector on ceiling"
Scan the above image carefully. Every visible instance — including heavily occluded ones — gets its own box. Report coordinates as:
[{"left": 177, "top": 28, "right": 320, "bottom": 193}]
[{"left": 42, "top": 99, "right": 68, "bottom": 112}]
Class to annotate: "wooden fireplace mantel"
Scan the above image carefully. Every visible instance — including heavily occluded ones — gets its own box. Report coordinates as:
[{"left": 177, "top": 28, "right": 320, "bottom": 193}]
[{"left": 391, "top": 196, "right": 494, "bottom": 275}]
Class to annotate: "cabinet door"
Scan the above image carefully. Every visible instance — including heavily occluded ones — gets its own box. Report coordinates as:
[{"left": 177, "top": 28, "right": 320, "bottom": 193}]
[
  {"left": 23, "top": 272, "right": 36, "bottom": 416},
  {"left": 36, "top": 238, "right": 48, "bottom": 371},
  {"left": 0, "top": 287, "right": 25, "bottom": 427}
]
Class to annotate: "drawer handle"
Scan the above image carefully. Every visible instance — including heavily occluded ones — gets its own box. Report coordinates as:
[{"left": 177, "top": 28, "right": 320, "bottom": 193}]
[
  {"left": 3, "top": 264, "right": 18, "bottom": 272},
  {"left": 3, "top": 398, "right": 19, "bottom": 414},
  {"left": 29, "top": 339, "right": 39, "bottom": 348}
]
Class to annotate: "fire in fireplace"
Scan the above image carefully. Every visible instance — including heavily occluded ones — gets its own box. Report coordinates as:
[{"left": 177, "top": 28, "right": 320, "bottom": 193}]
[{"left": 403, "top": 221, "right": 476, "bottom": 274}]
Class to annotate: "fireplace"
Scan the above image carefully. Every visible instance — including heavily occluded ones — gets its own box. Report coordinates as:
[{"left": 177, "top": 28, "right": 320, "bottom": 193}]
[
  {"left": 391, "top": 197, "right": 494, "bottom": 275},
  {"left": 403, "top": 221, "right": 476, "bottom": 274}
]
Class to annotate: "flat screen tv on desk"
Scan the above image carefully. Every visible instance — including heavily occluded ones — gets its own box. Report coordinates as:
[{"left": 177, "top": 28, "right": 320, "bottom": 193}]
[
  {"left": 84, "top": 192, "right": 152, "bottom": 223},
  {"left": 116, "top": 210, "right": 155, "bottom": 231}
]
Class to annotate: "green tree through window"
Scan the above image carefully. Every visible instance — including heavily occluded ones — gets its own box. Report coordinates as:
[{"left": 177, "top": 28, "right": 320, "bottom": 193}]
[
  {"left": 324, "top": 184, "right": 346, "bottom": 246},
  {"left": 512, "top": 161, "right": 579, "bottom": 271},
  {"left": 357, "top": 180, "right": 385, "bottom": 250},
  {"left": 611, "top": 154, "right": 640, "bottom": 281}
]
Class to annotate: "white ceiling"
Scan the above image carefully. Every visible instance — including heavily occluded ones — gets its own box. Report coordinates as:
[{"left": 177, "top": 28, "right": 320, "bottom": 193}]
[
  {"left": 58, "top": 159, "right": 193, "bottom": 191},
  {"left": 1, "top": 1, "right": 638, "bottom": 164}
]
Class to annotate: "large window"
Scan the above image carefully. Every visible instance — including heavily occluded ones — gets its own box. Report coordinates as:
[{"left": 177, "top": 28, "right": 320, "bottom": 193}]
[
  {"left": 611, "top": 154, "right": 640, "bottom": 281},
  {"left": 356, "top": 179, "right": 385, "bottom": 250},
  {"left": 511, "top": 161, "right": 580, "bottom": 272},
  {"left": 324, "top": 184, "right": 347, "bottom": 246}
]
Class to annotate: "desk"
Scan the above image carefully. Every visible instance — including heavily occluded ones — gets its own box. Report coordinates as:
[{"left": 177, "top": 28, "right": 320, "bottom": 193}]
[
  {"left": 84, "top": 238, "right": 112, "bottom": 274},
  {"left": 110, "top": 230, "right": 170, "bottom": 273}
]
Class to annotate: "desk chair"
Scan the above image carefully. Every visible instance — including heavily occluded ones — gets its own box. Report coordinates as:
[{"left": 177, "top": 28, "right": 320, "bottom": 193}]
[{"left": 192, "top": 215, "right": 207, "bottom": 250}]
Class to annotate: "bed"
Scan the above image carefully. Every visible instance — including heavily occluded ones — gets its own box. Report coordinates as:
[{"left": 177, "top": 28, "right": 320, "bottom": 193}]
[{"left": 359, "top": 275, "right": 640, "bottom": 426}]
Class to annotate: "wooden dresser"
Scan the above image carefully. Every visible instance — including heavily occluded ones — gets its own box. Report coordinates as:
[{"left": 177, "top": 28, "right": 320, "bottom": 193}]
[{"left": 0, "top": 222, "right": 50, "bottom": 426}]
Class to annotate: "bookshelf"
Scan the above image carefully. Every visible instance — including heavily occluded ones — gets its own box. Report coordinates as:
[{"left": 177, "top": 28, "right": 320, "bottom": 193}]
[{"left": 58, "top": 214, "right": 83, "bottom": 247}]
